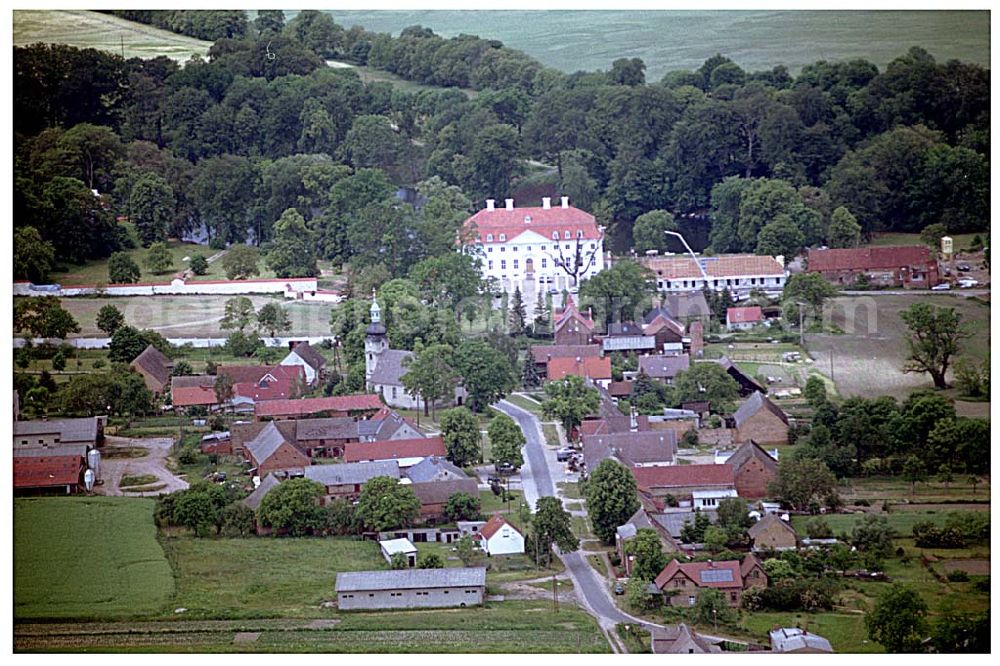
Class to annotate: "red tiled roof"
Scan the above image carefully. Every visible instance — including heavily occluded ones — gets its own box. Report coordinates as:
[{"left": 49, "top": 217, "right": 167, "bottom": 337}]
[
  {"left": 14, "top": 455, "right": 84, "bottom": 488},
  {"left": 530, "top": 344, "right": 602, "bottom": 364},
  {"left": 807, "top": 246, "right": 933, "bottom": 272},
  {"left": 232, "top": 366, "right": 304, "bottom": 403},
  {"left": 727, "top": 306, "right": 763, "bottom": 324},
  {"left": 608, "top": 380, "right": 633, "bottom": 397},
  {"left": 344, "top": 437, "right": 445, "bottom": 463},
  {"left": 580, "top": 419, "right": 609, "bottom": 436},
  {"left": 631, "top": 464, "right": 735, "bottom": 491},
  {"left": 478, "top": 513, "right": 522, "bottom": 540},
  {"left": 642, "top": 255, "right": 785, "bottom": 280},
  {"left": 654, "top": 559, "right": 744, "bottom": 590},
  {"left": 464, "top": 204, "right": 601, "bottom": 244},
  {"left": 255, "top": 394, "right": 383, "bottom": 418},
  {"left": 547, "top": 356, "right": 612, "bottom": 381},
  {"left": 172, "top": 385, "right": 217, "bottom": 407}
]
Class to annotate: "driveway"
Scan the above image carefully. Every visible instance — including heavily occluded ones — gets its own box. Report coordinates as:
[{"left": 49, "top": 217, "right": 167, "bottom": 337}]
[{"left": 98, "top": 436, "right": 189, "bottom": 496}]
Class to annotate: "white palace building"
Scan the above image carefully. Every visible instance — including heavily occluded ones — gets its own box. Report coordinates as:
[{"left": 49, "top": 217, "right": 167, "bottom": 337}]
[{"left": 462, "top": 196, "right": 606, "bottom": 295}]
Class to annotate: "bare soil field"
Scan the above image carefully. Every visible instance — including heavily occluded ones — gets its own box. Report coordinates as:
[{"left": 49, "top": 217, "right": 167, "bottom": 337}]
[
  {"left": 45, "top": 296, "right": 335, "bottom": 338},
  {"left": 805, "top": 294, "right": 990, "bottom": 400},
  {"left": 941, "top": 559, "right": 990, "bottom": 576}
]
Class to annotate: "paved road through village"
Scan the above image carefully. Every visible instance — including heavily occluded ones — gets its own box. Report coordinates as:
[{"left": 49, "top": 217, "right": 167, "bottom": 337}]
[{"left": 495, "top": 399, "right": 657, "bottom": 636}]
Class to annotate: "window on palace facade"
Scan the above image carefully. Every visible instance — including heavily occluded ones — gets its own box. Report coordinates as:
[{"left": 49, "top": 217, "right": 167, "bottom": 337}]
[
  {"left": 486, "top": 234, "right": 493, "bottom": 242},
  {"left": 499, "top": 234, "right": 506, "bottom": 241}
]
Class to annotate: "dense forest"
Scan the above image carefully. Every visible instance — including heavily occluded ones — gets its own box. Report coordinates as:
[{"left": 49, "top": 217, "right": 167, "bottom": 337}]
[{"left": 14, "top": 9, "right": 989, "bottom": 282}]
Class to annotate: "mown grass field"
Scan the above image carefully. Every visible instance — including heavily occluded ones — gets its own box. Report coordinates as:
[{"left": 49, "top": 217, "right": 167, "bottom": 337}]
[
  {"left": 14, "top": 497, "right": 174, "bottom": 620},
  {"left": 14, "top": 9, "right": 212, "bottom": 61},
  {"left": 805, "top": 293, "right": 990, "bottom": 400},
  {"left": 866, "top": 232, "right": 981, "bottom": 250},
  {"left": 160, "top": 535, "right": 385, "bottom": 619}
]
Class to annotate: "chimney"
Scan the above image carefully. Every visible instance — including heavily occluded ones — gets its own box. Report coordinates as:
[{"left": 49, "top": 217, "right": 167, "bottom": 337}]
[
  {"left": 486, "top": 199, "right": 495, "bottom": 212},
  {"left": 561, "top": 196, "right": 569, "bottom": 209},
  {"left": 542, "top": 197, "right": 552, "bottom": 209},
  {"left": 505, "top": 198, "right": 514, "bottom": 211},
  {"left": 707, "top": 559, "right": 714, "bottom": 567}
]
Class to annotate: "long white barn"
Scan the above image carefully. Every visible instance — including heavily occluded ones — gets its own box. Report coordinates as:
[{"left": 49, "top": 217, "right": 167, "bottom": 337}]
[{"left": 462, "top": 196, "right": 606, "bottom": 294}]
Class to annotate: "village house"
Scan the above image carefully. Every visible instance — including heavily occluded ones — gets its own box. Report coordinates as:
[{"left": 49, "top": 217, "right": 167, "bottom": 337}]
[
  {"left": 641, "top": 254, "right": 787, "bottom": 295},
  {"left": 410, "top": 478, "right": 480, "bottom": 523},
  {"left": 170, "top": 375, "right": 218, "bottom": 412},
  {"left": 462, "top": 197, "right": 606, "bottom": 295},
  {"left": 769, "top": 627, "right": 834, "bottom": 653},
  {"left": 651, "top": 624, "right": 721, "bottom": 654},
  {"left": 616, "top": 506, "right": 682, "bottom": 576},
  {"left": 582, "top": 430, "right": 678, "bottom": 472},
  {"left": 344, "top": 436, "right": 446, "bottom": 468},
  {"left": 631, "top": 464, "right": 736, "bottom": 503},
  {"left": 130, "top": 345, "right": 173, "bottom": 394},
  {"left": 225, "top": 364, "right": 306, "bottom": 409},
  {"left": 638, "top": 354, "right": 690, "bottom": 386},
  {"left": 380, "top": 538, "right": 418, "bottom": 567},
  {"left": 725, "top": 440, "right": 780, "bottom": 499},
  {"left": 279, "top": 341, "right": 327, "bottom": 387},
  {"left": 244, "top": 421, "right": 311, "bottom": 477},
  {"left": 293, "top": 417, "right": 363, "bottom": 458},
  {"left": 200, "top": 431, "right": 232, "bottom": 456},
  {"left": 255, "top": 394, "right": 383, "bottom": 421},
  {"left": 546, "top": 355, "right": 612, "bottom": 387},
  {"left": 601, "top": 321, "right": 657, "bottom": 354},
  {"left": 404, "top": 456, "right": 468, "bottom": 483},
  {"left": 530, "top": 343, "right": 602, "bottom": 375},
  {"left": 648, "top": 293, "right": 712, "bottom": 327},
  {"left": 726, "top": 306, "right": 764, "bottom": 331},
  {"left": 692, "top": 488, "right": 739, "bottom": 510},
  {"left": 807, "top": 245, "right": 939, "bottom": 289},
  {"left": 749, "top": 514, "right": 798, "bottom": 551},
  {"left": 379, "top": 526, "right": 467, "bottom": 544},
  {"left": 732, "top": 392, "right": 790, "bottom": 445},
  {"left": 643, "top": 312, "right": 686, "bottom": 355},
  {"left": 335, "top": 567, "right": 487, "bottom": 611},
  {"left": 13, "top": 416, "right": 105, "bottom": 450},
  {"left": 553, "top": 299, "right": 596, "bottom": 346},
  {"left": 358, "top": 409, "right": 424, "bottom": 442},
  {"left": 303, "top": 460, "right": 401, "bottom": 504},
  {"left": 653, "top": 554, "right": 767, "bottom": 608},
  {"left": 241, "top": 473, "right": 282, "bottom": 535},
  {"left": 475, "top": 514, "right": 525, "bottom": 556}
]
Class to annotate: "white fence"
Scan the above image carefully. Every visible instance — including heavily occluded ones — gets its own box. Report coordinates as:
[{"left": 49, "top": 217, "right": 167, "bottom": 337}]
[
  {"left": 14, "top": 277, "right": 323, "bottom": 298},
  {"left": 13, "top": 335, "right": 333, "bottom": 349}
]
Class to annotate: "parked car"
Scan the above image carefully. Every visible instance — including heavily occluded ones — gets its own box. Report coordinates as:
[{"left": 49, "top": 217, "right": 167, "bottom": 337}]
[
  {"left": 495, "top": 462, "right": 515, "bottom": 476},
  {"left": 931, "top": 283, "right": 951, "bottom": 291},
  {"left": 957, "top": 263, "right": 972, "bottom": 272},
  {"left": 556, "top": 447, "right": 576, "bottom": 462},
  {"left": 958, "top": 278, "right": 979, "bottom": 288},
  {"left": 613, "top": 582, "right": 626, "bottom": 595}
]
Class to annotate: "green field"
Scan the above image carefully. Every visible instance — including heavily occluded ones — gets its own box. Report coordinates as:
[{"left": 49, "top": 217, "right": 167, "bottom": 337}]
[
  {"left": 866, "top": 232, "right": 982, "bottom": 250},
  {"left": 790, "top": 510, "right": 970, "bottom": 539},
  {"left": 14, "top": 497, "right": 175, "bottom": 620},
  {"left": 13, "top": 9, "right": 211, "bottom": 61},
  {"left": 161, "top": 535, "right": 385, "bottom": 619},
  {"left": 319, "top": 10, "right": 988, "bottom": 79}
]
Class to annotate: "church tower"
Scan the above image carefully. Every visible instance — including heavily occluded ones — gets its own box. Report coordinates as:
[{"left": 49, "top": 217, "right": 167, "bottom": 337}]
[{"left": 364, "top": 290, "right": 387, "bottom": 387}]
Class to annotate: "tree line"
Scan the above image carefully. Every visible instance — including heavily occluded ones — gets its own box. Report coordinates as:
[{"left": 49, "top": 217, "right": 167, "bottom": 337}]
[{"left": 14, "top": 19, "right": 988, "bottom": 281}]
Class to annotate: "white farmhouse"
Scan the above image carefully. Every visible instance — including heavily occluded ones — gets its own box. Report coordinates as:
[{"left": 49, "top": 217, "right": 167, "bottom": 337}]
[
  {"left": 462, "top": 197, "right": 605, "bottom": 294},
  {"left": 474, "top": 514, "right": 525, "bottom": 556}
]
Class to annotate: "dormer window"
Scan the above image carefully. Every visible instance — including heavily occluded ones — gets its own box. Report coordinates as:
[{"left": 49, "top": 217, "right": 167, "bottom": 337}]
[
  {"left": 564, "top": 230, "right": 571, "bottom": 239},
  {"left": 552, "top": 232, "right": 559, "bottom": 240},
  {"left": 486, "top": 233, "right": 493, "bottom": 242},
  {"left": 577, "top": 230, "right": 583, "bottom": 238},
  {"left": 499, "top": 233, "right": 506, "bottom": 242}
]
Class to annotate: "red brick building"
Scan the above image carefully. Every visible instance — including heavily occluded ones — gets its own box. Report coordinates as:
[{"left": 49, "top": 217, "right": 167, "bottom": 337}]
[
  {"left": 654, "top": 555, "right": 767, "bottom": 608},
  {"left": 254, "top": 394, "right": 383, "bottom": 420},
  {"left": 726, "top": 441, "right": 780, "bottom": 499},
  {"left": 732, "top": 392, "right": 789, "bottom": 446},
  {"left": 631, "top": 464, "right": 736, "bottom": 502},
  {"left": 807, "top": 245, "right": 939, "bottom": 288},
  {"left": 244, "top": 421, "right": 310, "bottom": 476}
]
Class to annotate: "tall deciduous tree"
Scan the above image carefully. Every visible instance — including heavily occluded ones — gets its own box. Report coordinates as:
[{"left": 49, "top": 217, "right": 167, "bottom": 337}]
[
  {"left": 256, "top": 302, "right": 291, "bottom": 337},
  {"left": 865, "top": 584, "right": 928, "bottom": 653},
  {"left": 451, "top": 339, "right": 517, "bottom": 412},
  {"left": 827, "top": 206, "right": 862, "bottom": 248},
  {"left": 13, "top": 226, "right": 56, "bottom": 283},
  {"left": 96, "top": 304, "right": 126, "bottom": 336},
  {"left": 900, "top": 303, "right": 971, "bottom": 389},
  {"left": 258, "top": 478, "right": 327, "bottom": 536},
  {"left": 439, "top": 407, "right": 482, "bottom": 467},
  {"left": 632, "top": 209, "right": 678, "bottom": 253},
  {"left": 587, "top": 459, "right": 640, "bottom": 544},
  {"left": 401, "top": 343, "right": 459, "bottom": 418},
  {"left": 220, "top": 296, "right": 256, "bottom": 333},
  {"left": 14, "top": 296, "right": 80, "bottom": 340},
  {"left": 624, "top": 527, "right": 668, "bottom": 581},
  {"left": 671, "top": 363, "right": 740, "bottom": 412},
  {"left": 356, "top": 475, "right": 420, "bottom": 531},
  {"left": 769, "top": 456, "right": 839, "bottom": 511},
  {"left": 529, "top": 496, "right": 579, "bottom": 567},
  {"left": 487, "top": 413, "right": 525, "bottom": 471},
  {"left": 130, "top": 172, "right": 175, "bottom": 246},
  {"left": 108, "top": 252, "right": 141, "bottom": 284},
  {"left": 144, "top": 241, "right": 174, "bottom": 274},
  {"left": 221, "top": 245, "right": 260, "bottom": 280},
  {"left": 579, "top": 260, "right": 657, "bottom": 327},
  {"left": 265, "top": 208, "right": 318, "bottom": 278},
  {"left": 541, "top": 375, "right": 601, "bottom": 433}
]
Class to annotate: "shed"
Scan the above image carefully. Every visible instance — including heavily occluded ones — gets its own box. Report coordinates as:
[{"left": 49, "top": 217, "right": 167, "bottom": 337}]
[
  {"left": 379, "top": 538, "right": 418, "bottom": 567},
  {"left": 335, "top": 567, "right": 487, "bottom": 610}
]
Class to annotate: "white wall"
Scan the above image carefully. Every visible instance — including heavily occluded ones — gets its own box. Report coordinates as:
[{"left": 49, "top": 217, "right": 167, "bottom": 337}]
[
  {"left": 14, "top": 278, "right": 319, "bottom": 298},
  {"left": 484, "top": 526, "right": 525, "bottom": 555}
]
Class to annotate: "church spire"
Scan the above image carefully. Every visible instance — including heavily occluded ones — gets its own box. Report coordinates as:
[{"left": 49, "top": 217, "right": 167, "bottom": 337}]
[{"left": 370, "top": 288, "right": 381, "bottom": 324}]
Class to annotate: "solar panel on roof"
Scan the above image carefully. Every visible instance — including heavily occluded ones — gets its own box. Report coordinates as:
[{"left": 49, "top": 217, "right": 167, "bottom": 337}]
[{"left": 700, "top": 569, "right": 734, "bottom": 583}]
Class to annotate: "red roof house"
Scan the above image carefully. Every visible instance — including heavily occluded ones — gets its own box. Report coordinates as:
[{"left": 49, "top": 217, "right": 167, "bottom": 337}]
[
  {"left": 547, "top": 356, "right": 612, "bottom": 383},
  {"left": 807, "top": 246, "right": 939, "bottom": 288},
  {"left": 631, "top": 464, "right": 736, "bottom": 501},
  {"left": 255, "top": 394, "right": 383, "bottom": 420},
  {"left": 343, "top": 436, "right": 446, "bottom": 464},
  {"left": 464, "top": 203, "right": 602, "bottom": 245},
  {"left": 171, "top": 376, "right": 218, "bottom": 409},
  {"left": 654, "top": 555, "right": 767, "bottom": 607},
  {"left": 726, "top": 306, "right": 764, "bottom": 330}
]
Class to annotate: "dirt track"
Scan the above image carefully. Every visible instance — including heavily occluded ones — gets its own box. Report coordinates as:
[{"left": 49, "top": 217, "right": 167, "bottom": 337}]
[{"left": 98, "top": 436, "right": 189, "bottom": 496}]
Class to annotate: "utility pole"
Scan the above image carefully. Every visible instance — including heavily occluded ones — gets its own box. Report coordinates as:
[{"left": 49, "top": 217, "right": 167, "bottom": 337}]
[{"left": 553, "top": 570, "right": 558, "bottom": 613}]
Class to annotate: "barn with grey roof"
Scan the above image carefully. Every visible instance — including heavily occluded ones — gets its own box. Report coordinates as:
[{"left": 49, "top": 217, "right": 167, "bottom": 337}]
[{"left": 335, "top": 567, "right": 486, "bottom": 610}]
